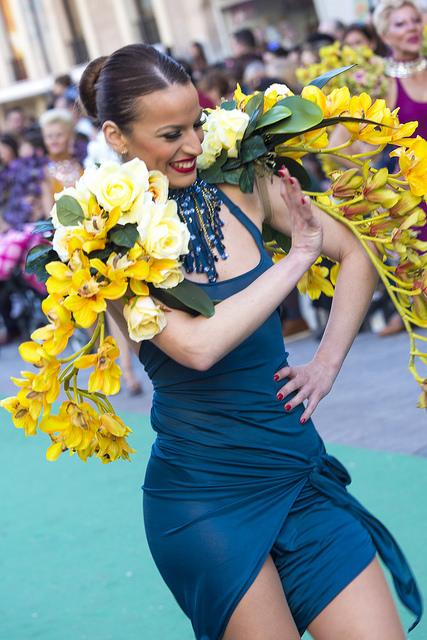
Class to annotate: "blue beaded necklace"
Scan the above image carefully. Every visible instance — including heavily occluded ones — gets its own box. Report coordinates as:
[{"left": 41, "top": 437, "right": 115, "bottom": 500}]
[{"left": 170, "top": 179, "right": 228, "bottom": 283}]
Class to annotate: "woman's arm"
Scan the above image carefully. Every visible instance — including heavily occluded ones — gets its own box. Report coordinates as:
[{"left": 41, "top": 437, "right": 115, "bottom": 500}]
[
  {"left": 108, "top": 171, "right": 322, "bottom": 371},
  {"left": 263, "top": 174, "right": 378, "bottom": 421}
]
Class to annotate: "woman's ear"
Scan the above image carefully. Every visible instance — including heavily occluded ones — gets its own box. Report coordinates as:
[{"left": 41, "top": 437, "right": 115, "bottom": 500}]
[{"left": 102, "top": 120, "right": 128, "bottom": 155}]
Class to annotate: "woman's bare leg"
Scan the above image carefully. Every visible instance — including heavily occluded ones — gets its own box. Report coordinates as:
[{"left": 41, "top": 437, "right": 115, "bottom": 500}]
[
  {"left": 308, "top": 558, "right": 405, "bottom": 640},
  {"left": 222, "top": 555, "right": 301, "bottom": 640}
]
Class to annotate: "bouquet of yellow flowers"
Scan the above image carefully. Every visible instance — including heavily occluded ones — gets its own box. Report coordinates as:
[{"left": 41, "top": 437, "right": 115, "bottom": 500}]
[
  {"left": 0, "top": 158, "right": 213, "bottom": 463},
  {"left": 2, "top": 69, "right": 427, "bottom": 467},
  {"left": 296, "top": 41, "right": 389, "bottom": 101},
  {"left": 197, "top": 74, "right": 427, "bottom": 408}
]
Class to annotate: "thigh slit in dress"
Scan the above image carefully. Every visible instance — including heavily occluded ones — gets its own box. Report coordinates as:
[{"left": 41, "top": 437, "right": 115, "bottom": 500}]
[{"left": 139, "top": 188, "right": 422, "bottom": 639}]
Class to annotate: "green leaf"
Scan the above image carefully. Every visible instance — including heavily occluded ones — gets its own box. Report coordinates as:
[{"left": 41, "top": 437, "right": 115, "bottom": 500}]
[
  {"left": 25, "top": 243, "right": 59, "bottom": 282},
  {"left": 240, "top": 136, "right": 267, "bottom": 163},
  {"left": 262, "top": 224, "right": 292, "bottom": 253},
  {"left": 217, "top": 148, "right": 230, "bottom": 167},
  {"left": 199, "top": 163, "right": 225, "bottom": 184},
  {"left": 109, "top": 223, "right": 139, "bottom": 249},
  {"left": 220, "top": 99, "right": 237, "bottom": 111},
  {"left": 150, "top": 280, "right": 215, "bottom": 317},
  {"left": 244, "top": 92, "right": 264, "bottom": 118},
  {"left": 239, "top": 162, "right": 255, "bottom": 193},
  {"left": 265, "top": 96, "right": 323, "bottom": 135},
  {"left": 31, "top": 219, "right": 54, "bottom": 235},
  {"left": 308, "top": 65, "right": 356, "bottom": 89},
  {"left": 255, "top": 105, "right": 292, "bottom": 130},
  {"left": 221, "top": 156, "right": 242, "bottom": 171},
  {"left": 56, "top": 195, "right": 84, "bottom": 226},
  {"left": 275, "top": 156, "right": 312, "bottom": 190},
  {"left": 223, "top": 167, "right": 244, "bottom": 185}
]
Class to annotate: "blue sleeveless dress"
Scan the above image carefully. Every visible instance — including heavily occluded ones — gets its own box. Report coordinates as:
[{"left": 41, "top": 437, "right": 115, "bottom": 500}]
[{"left": 140, "top": 188, "right": 422, "bottom": 639}]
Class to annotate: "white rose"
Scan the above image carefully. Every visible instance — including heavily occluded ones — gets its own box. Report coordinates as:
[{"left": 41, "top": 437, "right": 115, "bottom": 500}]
[
  {"left": 123, "top": 295, "right": 167, "bottom": 341},
  {"left": 147, "top": 260, "right": 184, "bottom": 289},
  {"left": 82, "top": 157, "right": 149, "bottom": 212},
  {"left": 118, "top": 190, "right": 153, "bottom": 225},
  {"left": 211, "top": 109, "right": 250, "bottom": 156},
  {"left": 137, "top": 200, "right": 190, "bottom": 261},
  {"left": 197, "top": 130, "right": 223, "bottom": 170},
  {"left": 148, "top": 170, "right": 169, "bottom": 204}
]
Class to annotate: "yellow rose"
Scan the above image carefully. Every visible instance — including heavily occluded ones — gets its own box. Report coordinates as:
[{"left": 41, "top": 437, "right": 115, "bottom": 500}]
[
  {"left": 147, "top": 259, "right": 184, "bottom": 289},
  {"left": 137, "top": 200, "right": 190, "bottom": 260},
  {"left": 83, "top": 157, "right": 149, "bottom": 212},
  {"left": 123, "top": 295, "right": 167, "bottom": 341}
]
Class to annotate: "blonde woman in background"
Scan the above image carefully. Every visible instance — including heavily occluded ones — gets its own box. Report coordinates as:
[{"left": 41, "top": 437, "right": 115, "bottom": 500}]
[{"left": 373, "top": 0, "right": 427, "bottom": 334}]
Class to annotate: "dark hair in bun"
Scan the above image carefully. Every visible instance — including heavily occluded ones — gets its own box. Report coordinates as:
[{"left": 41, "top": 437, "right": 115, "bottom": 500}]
[{"left": 79, "top": 44, "right": 191, "bottom": 132}]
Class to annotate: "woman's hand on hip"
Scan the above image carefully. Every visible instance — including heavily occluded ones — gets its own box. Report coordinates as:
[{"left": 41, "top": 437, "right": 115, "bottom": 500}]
[
  {"left": 274, "top": 358, "right": 339, "bottom": 423},
  {"left": 278, "top": 167, "right": 323, "bottom": 265}
]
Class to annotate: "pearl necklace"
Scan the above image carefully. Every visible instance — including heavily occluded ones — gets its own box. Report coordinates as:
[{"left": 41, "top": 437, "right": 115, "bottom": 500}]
[{"left": 385, "top": 57, "right": 427, "bottom": 78}]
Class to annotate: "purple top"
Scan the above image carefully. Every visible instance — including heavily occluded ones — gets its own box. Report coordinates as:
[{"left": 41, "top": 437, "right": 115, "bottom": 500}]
[
  {"left": 395, "top": 78, "right": 427, "bottom": 240},
  {"left": 395, "top": 78, "right": 427, "bottom": 139}
]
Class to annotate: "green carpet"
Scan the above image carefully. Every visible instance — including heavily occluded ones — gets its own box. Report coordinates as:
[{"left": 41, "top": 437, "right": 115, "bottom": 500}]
[{"left": 1, "top": 410, "right": 426, "bottom": 639}]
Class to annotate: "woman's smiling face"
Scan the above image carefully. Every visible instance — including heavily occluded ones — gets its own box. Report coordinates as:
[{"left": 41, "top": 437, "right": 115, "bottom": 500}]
[{"left": 104, "top": 82, "right": 205, "bottom": 189}]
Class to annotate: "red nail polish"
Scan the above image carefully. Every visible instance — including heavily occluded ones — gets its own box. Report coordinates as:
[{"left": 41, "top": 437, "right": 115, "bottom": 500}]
[
  {"left": 300, "top": 417, "right": 306, "bottom": 424},
  {"left": 278, "top": 168, "right": 286, "bottom": 177},
  {"left": 273, "top": 374, "right": 280, "bottom": 381},
  {"left": 301, "top": 197, "right": 306, "bottom": 205},
  {"left": 289, "top": 177, "right": 295, "bottom": 185},
  {"left": 285, "top": 404, "right": 292, "bottom": 411},
  {"left": 277, "top": 393, "right": 284, "bottom": 401}
]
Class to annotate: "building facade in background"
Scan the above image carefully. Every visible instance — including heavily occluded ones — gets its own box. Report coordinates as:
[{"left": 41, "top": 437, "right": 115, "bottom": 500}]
[{"left": 0, "top": 0, "right": 372, "bottom": 117}]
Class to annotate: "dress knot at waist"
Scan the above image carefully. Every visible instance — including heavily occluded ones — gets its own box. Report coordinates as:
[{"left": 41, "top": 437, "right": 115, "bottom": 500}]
[{"left": 308, "top": 454, "right": 422, "bottom": 632}]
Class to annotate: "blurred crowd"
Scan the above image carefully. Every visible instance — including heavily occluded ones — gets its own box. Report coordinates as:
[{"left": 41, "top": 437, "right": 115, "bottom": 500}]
[{"left": 0, "top": 0, "right": 426, "bottom": 370}]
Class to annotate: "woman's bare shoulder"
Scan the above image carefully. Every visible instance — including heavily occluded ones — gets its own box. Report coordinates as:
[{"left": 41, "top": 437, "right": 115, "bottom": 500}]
[{"left": 217, "top": 182, "right": 264, "bottom": 227}]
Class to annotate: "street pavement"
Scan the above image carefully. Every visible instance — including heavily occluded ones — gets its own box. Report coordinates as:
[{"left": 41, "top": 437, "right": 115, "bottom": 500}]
[{"left": 1, "top": 328, "right": 426, "bottom": 456}]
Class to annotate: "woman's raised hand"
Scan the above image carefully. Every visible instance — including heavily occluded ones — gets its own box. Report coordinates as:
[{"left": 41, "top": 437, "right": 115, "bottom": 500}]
[{"left": 278, "top": 167, "right": 322, "bottom": 265}]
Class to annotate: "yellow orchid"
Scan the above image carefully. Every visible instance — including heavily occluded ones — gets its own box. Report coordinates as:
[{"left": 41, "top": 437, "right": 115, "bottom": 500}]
[
  {"left": 40, "top": 401, "right": 98, "bottom": 458},
  {"left": 90, "top": 251, "right": 150, "bottom": 296},
  {"left": 391, "top": 136, "right": 427, "bottom": 197},
  {"left": 233, "top": 84, "right": 253, "bottom": 110},
  {"left": 263, "top": 83, "right": 294, "bottom": 111},
  {"left": 64, "top": 269, "right": 108, "bottom": 327},
  {"left": 297, "top": 258, "right": 335, "bottom": 300},
  {"left": 0, "top": 396, "right": 38, "bottom": 435},
  {"left": 302, "top": 85, "right": 351, "bottom": 118},
  {"left": 74, "top": 336, "right": 121, "bottom": 395},
  {"left": 12, "top": 367, "right": 59, "bottom": 421},
  {"left": 45, "top": 250, "right": 89, "bottom": 296},
  {"left": 279, "top": 128, "right": 329, "bottom": 159},
  {"left": 31, "top": 295, "right": 75, "bottom": 355},
  {"left": 341, "top": 94, "right": 413, "bottom": 146},
  {"left": 99, "top": 413, "right": 130, "bottom": 437},
  {"left": 96, "top": 432, "right": 136, "bottom": 463},
  {"left": 18, "top": 340, "right": 55, "bottom": 368}
]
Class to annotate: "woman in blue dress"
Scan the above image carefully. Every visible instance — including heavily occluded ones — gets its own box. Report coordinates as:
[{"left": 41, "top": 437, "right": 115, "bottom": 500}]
[{"left": 79, "top": 44, "right": 422, "bottom": 639}]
